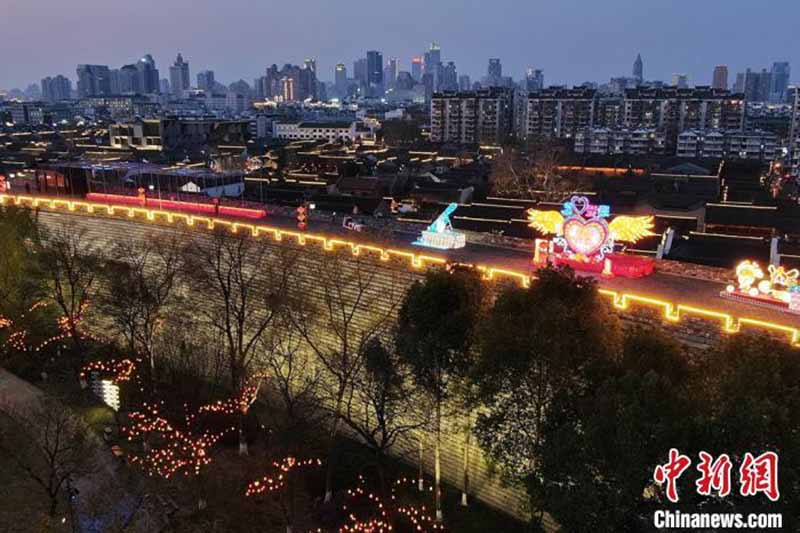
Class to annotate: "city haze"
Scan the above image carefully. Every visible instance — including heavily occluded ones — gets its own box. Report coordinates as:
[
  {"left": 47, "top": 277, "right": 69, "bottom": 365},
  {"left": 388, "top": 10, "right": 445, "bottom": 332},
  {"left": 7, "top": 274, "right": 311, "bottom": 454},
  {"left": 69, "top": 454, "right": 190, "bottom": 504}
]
[{"left": 1, "top": 0, "right": 799, "bottom": 88}]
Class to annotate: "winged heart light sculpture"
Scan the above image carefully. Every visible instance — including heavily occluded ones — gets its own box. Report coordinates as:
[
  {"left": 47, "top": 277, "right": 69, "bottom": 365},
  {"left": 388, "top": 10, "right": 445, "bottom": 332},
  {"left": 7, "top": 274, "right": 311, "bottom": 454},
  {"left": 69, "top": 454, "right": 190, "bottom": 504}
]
[{"left": 528, "top": 196, "right": 655, "bottom": 263}]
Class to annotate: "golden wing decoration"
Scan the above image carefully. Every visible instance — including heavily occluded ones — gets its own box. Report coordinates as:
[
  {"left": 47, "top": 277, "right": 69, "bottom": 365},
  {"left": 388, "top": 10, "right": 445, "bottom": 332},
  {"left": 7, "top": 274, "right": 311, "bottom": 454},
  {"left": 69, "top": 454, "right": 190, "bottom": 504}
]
[
  {"left": 608, "top": 216, "right": 656, "bottom": 243},
  {"left": 527, "top": 209, "right": 564, "bottom": 235}
]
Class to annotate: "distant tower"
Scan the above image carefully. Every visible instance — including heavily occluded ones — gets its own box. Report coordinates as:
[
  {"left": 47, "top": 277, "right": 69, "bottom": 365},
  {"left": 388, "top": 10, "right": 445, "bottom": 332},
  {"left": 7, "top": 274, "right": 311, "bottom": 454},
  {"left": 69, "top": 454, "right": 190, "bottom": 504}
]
[
  {"left": 411, "top": 57, "right": 423, "bottom": 82},
  {"left": 169, "top": 53, "right": 190, "bottom": 96},
  {"left": 712, "top": 65, "right": 728, "bottom": 90},
  {"left": 633, "top": 54, "right": 643, "bottom": 85}
]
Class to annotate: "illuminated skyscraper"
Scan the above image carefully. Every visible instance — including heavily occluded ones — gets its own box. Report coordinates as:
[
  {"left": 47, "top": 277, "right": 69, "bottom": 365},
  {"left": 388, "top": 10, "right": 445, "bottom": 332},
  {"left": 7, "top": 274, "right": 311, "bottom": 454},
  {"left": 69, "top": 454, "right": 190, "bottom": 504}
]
[
  {"left": 366, "top": 50, "right": 384, "bottom": 97},
  {"left": 335, "top": 63, "right": 347, "bottom": 95},
  {"left": 411, "top": 57, "right": 423, "bottom": 82}
]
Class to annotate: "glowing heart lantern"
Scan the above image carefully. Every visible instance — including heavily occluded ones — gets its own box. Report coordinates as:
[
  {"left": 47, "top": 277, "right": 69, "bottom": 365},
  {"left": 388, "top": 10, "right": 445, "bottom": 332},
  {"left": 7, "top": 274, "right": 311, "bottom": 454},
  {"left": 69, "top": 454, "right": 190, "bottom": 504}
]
[{"left": 527, "top": 196, "right": 655, "bottom": 263}]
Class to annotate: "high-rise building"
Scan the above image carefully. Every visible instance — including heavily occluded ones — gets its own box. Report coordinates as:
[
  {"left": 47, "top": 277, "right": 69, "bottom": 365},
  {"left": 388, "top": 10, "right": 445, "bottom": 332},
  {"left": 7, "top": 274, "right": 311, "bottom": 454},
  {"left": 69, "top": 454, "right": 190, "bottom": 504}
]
[
  {"left": 263, "top": 65, "right": 281, "bottom": 98},
  {"left": 366, "top": 50, "right": 384, "bottom": 97},
  {"left": 734, "top": 68, "right": 772, "bottom": 102},
  {"left": 430, "top": 87, "right": 513, "bottom": 145},
  {"left": 137, "top": 54, "right": 160, "bottom": 94},
  {"left": 304, "top": 58, "right": 317, "bottom": 74},
  {"left": 354, "top": 58, "right": 367, "bottom": 88},
  {"left": 672, "top": 74, "right": 689, "bottom": 89},
  {"left": 712, "top": 66, "right": 728, "bottom": 90},
  {"left": 488, "top": 59, "right": 502, "bottom": 79},
  {"left": 411, "top": 57, "right": 423, "bottom": 82},
  {"left": 110, "top": 64, "right": 141, "bottom": 94},
  {"left": 525, "top": 68, "right": 544, "bottom": 92},
  {"left": 76, "top": 64, "right": 111, "bottom": 97},
  {"left": 623, "top": 86, "right": 745, "bottom": 151},
  {"left": 159, "top": 79, "right": 170, "bottom": 94},
  {"left": 524, "top": 87, "right": 596, "bottom": 140},
  {"left": 633, "top": 54, "right": 643, "bottom": 85},
  {"left": 298, "top": 65, "right": 318, "bottom": 100},
  {"left": 424, "top": 43, "right": 441, "bottom": 74},
  {"left": 790, "top": 88, "right": 800, "bottom": 177},
  {"left": 197, "top": 70, "right": 215, "bottom": 91},
  {"left": 41, "top": 75, "right": 72, "bottom": 102},
  {"left": 169, "top": 53, "right": 190, "bottom": 96},
  {"left": 265, "top": 64, "right": 317, "bottom": 102},
  {"left": 441, "top": 62, "right": 458, "bottom": 91},
  {"left": 458, "top": 75, "right": 472, "bottom": 92},
  {"left": 282, "top": 77, "right": 295, "bottom": 102},
  {"left": 384, "top": 58, "right": 398, "bottom": 90},
  {"left": 335, "top": 63, "right": 347, "bottom": 95},
  {"left": 770, "top": 62, "right": 791, "bottom": 103}
]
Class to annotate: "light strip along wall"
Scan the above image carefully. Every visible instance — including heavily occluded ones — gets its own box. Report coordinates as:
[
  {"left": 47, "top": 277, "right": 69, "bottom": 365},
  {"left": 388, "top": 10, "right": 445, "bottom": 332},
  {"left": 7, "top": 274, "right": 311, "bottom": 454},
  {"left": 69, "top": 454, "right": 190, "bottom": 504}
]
[{"left": 2, "top": 193, "right": 798, "bottom": 348}]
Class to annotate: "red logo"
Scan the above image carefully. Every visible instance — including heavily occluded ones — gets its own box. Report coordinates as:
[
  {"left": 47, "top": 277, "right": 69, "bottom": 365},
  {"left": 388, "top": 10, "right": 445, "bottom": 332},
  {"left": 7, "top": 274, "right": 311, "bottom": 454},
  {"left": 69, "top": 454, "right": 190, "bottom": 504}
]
[
  {"left": 654, "top": 448, "right": 692, "bottom": 503},
  {"left": 654, "top": 450, "right": 780, "bottom": 503},
  {"left": 696, "top": 452, "right": 733, "bottom": 498},
  {"left": 739, "top": 452, "right": 780, "bottom": 502}
]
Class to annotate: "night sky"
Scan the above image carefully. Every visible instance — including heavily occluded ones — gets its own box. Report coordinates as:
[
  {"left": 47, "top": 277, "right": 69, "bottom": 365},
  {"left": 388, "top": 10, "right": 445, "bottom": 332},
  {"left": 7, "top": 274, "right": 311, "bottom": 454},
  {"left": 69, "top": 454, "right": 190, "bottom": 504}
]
[{"left": 1, "top": 0, "right": 798, "bottom": 89}]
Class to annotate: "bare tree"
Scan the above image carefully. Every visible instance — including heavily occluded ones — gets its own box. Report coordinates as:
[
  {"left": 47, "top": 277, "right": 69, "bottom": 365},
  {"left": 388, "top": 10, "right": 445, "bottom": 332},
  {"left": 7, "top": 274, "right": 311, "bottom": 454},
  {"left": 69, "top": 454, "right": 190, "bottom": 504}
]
[
  {"left": 38, "top": 221, "right": 102, "bottom": 357},
  {"left": 287, "top": 249, "right": 404, "bottom": 502},
  {"left": 0, "top": 397, "right": 96, "bottom": 518},
  {"left": 158, "top": 317, "right": 229, "bottom": 407},
  {"left": 257, "top": 320, "right": 325, "bottom": 457},
  {"left": 183, "top": 228, "right": 296, "bottom": 455},
  {"left": 342, "top": 337, "right": 429, "bottom": 495},
  {"left": 491, "top": 141, "right": 587, "bottom": 201},
  {"left": 100, "top": 232, "right": 184, "bottom": 375}
]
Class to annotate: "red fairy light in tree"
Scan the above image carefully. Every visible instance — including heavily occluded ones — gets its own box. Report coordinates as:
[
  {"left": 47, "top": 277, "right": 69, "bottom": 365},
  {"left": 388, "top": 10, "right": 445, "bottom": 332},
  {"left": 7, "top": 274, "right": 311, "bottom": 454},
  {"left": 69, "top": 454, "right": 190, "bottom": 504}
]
[
  {"left": 245, "top": 457, "right": 323, "bottom": 496},
  {"left": 38, "top": 302, "right": 93, "bottom": 352},
  {"left": 0, "top": 301, "right": 51, "bottom": 352},
  {"left": 199, "top": 380, "right": 262, "bottom": 416},
  {"left": 80, "top": 358, "right": 139, "bottom": 384},
  {"left": 124, "top": 402, "right": 232, "bottom": 478},
  {"left": 338, "top": 476, "right": 445, "bottom": 532}
]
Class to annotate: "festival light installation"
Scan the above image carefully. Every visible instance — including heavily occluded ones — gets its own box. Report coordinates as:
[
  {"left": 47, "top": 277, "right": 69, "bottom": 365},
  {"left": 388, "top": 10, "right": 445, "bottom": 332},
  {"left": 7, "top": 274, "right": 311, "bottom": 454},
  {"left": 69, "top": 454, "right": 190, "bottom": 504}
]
[
  {"left": 414, "top": 203, "right": 466, "bottom": 250},
  {"left": 198, "top": 381, "right": 261, "bottom": 416},
  {"left": 124, "top": 402, "right": 233, "bottom": 478},
  {"left": 245, "top": 457, "right": 322, "bottom": 496},
  {"left": 528, "top": 196, "right": 656, "bottom": 278},
  {"left": 723, "top": 260, "right": 800, "bottom": 314},
  {"left": 336, "top": 476, "right": 445, "bottom": 532},
  {"left": 0, "top": 301, "right": 87, "bottom": 353},
  {"left": 2, "top": 193, "right": 798, "bottom": 346},
  {"left": 80, "top": 358, "right": 139, "bottom": 411},
  {"left": 80, "top": 358, "right": 139, "bottom": 384}
]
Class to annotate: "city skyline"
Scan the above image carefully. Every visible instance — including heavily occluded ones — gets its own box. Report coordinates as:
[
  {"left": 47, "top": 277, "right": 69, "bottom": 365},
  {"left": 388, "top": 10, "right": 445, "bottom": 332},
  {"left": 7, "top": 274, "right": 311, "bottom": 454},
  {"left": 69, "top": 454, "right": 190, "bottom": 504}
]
[{"left": 2, "top": 0, "right": 799, "bottom": 90}]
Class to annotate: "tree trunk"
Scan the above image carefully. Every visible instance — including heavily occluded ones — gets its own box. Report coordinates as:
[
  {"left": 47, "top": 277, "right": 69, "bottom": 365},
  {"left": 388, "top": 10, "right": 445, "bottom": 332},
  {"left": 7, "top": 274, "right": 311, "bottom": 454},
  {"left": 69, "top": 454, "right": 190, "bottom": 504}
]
[
  {"left": 461, "top": 422, "right": 471, "bottom": 507},
  {"left": 376, "top": 452, "right": 387, "bottom": 498},
  {"left": 48, "top": 494, "right": 58, "bottom": 517},
  {"left": 324, "top": 400, "right": 343, "bottom": 503},
  {"left": 434, "top": 401, "right": 443, "bottom": 522},
  {"left": 418, "top": 435, "right": 425, "bottom": 492},
  {"left": 238, "top": 413, "right": 248, "bottom": 456}
]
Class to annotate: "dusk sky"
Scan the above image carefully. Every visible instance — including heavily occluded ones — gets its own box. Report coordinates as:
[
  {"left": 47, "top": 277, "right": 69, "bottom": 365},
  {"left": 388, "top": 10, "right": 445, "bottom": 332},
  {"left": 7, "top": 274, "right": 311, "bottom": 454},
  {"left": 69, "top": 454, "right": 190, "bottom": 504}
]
[{"left": 2, "top": 0, "right": 798, "bottom": 90}]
